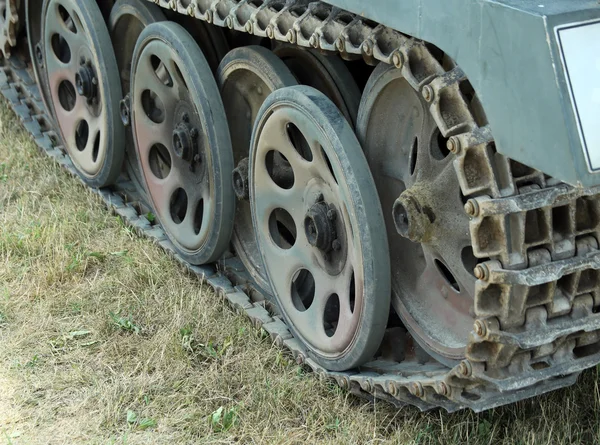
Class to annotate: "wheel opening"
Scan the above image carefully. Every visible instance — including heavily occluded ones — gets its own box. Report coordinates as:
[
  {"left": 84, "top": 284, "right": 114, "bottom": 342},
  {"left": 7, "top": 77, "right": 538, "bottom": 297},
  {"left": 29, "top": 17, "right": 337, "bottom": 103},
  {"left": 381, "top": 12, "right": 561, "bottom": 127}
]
[
  {"left": 268, "top": 208, "right": 296, "bottom": 249},
  {"left": 286, "top": 122, "right": 313, "bottom": 161},
  {"left": 51, "top": 33, "right": 71, "bottom": 64},
  {"left": 265, "top": 150, "right": 294, "bottom": 189},
  {"left": 75, "top": 120, "right": 89, "bottom": 151},
  {"left": 150, "top": 54, "right": 173, "bottom": 87},
  {"left": 349, "top": 272, "right": 355, "bottom": 313},
  {"left": 435, "top": 259, "right": 460, "bottom": 292},
  {"left": 461, "top": 246, "right": 478, "bottom": 277},
  {"left": 58, "top": 80, "right": 76, "bottom": 111},
  {"left": 148, "top": 143, "right": 171, "bottom": 179},
  {"left": 291, "top": 269, "right": 315, "bottom": 312},
  {"left": 321, "top": 146, "right": 337, "bottom": 184},
  {"left": 193, "top": 199, "right": 204, "bottom": 235},
  {"left": 409, "top": 137, "right": 418, "bottom": 175},
  {"left": 431, "top": 129, "right": 450, "bottom": 160},
  {"left": 58, "top": 5, "right": 77, "bottom": 33},
  {"left": 323, "top": 293, "right": 340, "bottom": 337},
  {"left": 141, "top": 89, "right": 165, "bottom": 124},
  {"left": 169, "top": 188, "right": 188, "bottom": 224},
  {"left": 92, "top": 131, "right": 100, "bottom": 162},
  {"left": 172, "top": 61, "right": 188, "bottom": 91}
]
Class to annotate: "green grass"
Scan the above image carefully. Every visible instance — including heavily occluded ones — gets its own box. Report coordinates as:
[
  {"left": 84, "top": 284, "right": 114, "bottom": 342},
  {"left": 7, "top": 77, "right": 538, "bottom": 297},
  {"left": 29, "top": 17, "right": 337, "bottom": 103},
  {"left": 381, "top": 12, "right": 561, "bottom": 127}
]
[{"left": 2, "top": 100, "right": 600, "bottom": 444}]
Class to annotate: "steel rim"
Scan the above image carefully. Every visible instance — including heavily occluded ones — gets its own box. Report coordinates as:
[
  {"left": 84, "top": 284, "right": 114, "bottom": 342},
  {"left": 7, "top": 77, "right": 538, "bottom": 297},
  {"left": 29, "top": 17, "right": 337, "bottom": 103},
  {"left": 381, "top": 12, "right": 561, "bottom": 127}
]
[
  {"left": 251, "top": 87, "right": 390, "bottom": 364},
  {"left": 131, "top": 26, "right": 224, "bottom": 255},
  {"left": 217, "top": 45, "right": 297, "bottom": 291},
  {"left": 358, "top": 63, "right": 476, "bottom": 362},
  {"left": 44, "top": 0, "right": 110, "bottom": 177}
]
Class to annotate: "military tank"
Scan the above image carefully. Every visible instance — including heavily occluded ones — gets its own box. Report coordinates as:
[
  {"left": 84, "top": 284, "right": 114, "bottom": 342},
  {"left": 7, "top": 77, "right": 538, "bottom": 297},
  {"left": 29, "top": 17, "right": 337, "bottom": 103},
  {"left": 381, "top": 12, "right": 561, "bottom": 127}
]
[{"left": 1, "top": 0, "right": 599, "bottom": 412}]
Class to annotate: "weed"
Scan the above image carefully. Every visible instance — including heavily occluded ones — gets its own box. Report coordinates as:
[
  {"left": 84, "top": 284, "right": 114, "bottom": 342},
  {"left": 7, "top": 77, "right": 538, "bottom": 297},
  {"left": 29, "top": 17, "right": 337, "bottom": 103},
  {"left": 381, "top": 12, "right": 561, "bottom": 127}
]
[
  {"left": 209, "top": 406, "right": 238, "bottom": 433},
  {"left": 109, "top": 311, "right": 140, "bottom": 334}
]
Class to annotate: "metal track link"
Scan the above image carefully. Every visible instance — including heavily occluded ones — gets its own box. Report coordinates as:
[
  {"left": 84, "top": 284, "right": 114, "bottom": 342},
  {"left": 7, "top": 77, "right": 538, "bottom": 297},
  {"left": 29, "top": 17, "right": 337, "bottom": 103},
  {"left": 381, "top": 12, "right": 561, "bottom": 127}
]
[{"left": 4, "top": 0, "right": 600, "bottom": 411}]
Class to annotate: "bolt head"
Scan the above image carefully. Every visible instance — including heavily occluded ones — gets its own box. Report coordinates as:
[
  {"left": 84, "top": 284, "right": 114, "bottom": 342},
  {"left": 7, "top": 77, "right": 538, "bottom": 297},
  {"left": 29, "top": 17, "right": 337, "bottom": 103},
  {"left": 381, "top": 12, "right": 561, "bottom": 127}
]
[
  {"left": 245, "top": 21, "right": 253, "bottom": 33},
  {"left": 336, "top": 38, "right": 344, "bottom": 52},
  {"left": 458, "top": 360, "right": 472, "bottom": 377},
  {"left": 473, "top": 263, "right": 489, "bottom": 281},
  {"left": 436, "top": 382, "right": 448, "bottom": 396},
  {"left": 332, "top": 239, "right": 341, "bottom": 251},
  {"left": 422, "top": 85, "right": 433, "bottom": 102},
  {"left": 474, "top": 319, "right": 487, "bottom": 337},
  {"left": 225, "top": 16, "right": 232, "bottom": 28},
  {"left": 410, "top": 382, "right": 424, "bottom": 398},
  {"left": 447, "top": 136, "right": 461, "bottom": 154},
  {"left": 296, "top": 353, "right": 305, "bottom": 365},
  {"left": 362, "top": 41, "right": 372, "bottom": 56},
  {"left": 392, "top": 50, "right": 403, "bottom": 69},
  {"left": 327, "top": 208, "right": 336, "bottom": 221},
  {"left": 286, "top": 29, "right": 295, "bottom": 43},
  {"left": 464, "top": 199, "right": 478, "bottom": 216},
  {"left": 309, "top": 34, "right": 318, "bottom": 48},
  {"left": 266, "top": 25, "right": 274, "bottom": 39},
  {"left": 190, "top": 128, "right": 198, "bottom": 139}
]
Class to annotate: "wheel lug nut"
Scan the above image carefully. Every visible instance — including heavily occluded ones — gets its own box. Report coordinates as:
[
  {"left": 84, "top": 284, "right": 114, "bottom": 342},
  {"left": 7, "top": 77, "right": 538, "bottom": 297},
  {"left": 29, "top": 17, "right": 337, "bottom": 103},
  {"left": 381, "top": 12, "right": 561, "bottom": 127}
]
[
  {"left": 190, "top": 128, "right": 198, "bottom": 139},
  {"left": 182, "top": 113, "right": 189, "bottom": 123},
  {"left": 327, "top": 208, "right": 336, "bottom": 221},
  {"left": 332, "top": 239, "right": 341, "bottom": 251}
]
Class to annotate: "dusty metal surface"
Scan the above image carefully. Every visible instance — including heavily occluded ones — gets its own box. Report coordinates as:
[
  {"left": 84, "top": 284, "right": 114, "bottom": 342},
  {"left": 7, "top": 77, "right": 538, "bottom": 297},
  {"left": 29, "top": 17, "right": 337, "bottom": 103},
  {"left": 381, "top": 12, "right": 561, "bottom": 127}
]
[{"left": 8, "top": 0, "right": 600, "bottom": 412}]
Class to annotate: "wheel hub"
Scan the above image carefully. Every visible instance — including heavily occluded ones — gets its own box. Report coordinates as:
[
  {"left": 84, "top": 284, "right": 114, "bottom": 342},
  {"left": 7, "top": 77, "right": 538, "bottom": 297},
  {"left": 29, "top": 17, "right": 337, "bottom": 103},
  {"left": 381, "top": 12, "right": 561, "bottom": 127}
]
[
  {"left": 304, "top": 199, "right": 337, "bottom": 253},
  {"left": 172, "top": 114, "right": 199, "bottom": 164},
  {"left": 75, "top": 60, "right": 97, "bottom": 100},
  {"left": 392, "top": 185, "right": 435, "bottom": 244}
]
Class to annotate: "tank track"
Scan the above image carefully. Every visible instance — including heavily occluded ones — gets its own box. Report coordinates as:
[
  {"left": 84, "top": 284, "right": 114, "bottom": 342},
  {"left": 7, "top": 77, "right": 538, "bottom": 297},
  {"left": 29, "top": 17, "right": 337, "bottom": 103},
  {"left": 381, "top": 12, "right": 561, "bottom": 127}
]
[{"left": 4, "top": 0, "right": 600, "bottom": 412}]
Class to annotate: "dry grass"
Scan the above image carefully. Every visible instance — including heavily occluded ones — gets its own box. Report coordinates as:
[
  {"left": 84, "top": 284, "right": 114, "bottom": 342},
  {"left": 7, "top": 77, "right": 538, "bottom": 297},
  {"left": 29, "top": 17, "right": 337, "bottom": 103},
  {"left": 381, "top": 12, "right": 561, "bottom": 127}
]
[{"left": 1, "top": 101, "right": 600, "bottom": 445}]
